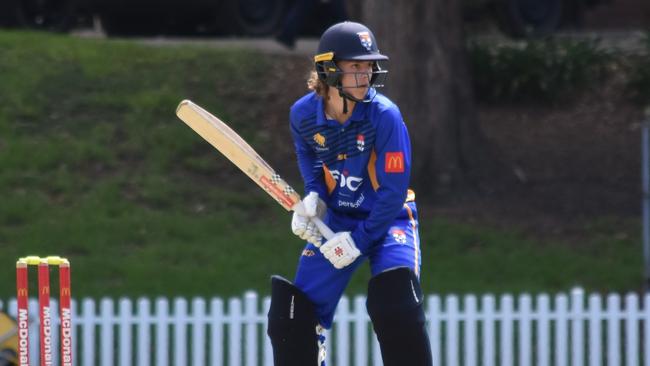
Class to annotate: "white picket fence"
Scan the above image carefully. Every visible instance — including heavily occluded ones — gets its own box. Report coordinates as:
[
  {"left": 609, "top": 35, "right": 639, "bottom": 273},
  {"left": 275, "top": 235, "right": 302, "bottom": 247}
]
[{"left": 2, "top": 288, "right": 650, "bottom": 366}]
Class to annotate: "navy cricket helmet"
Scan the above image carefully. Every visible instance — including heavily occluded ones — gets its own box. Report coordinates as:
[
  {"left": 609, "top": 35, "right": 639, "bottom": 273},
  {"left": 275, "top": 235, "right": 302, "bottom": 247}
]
[{"left": 314, "top": 21, "right": 388, "bottom": 92}]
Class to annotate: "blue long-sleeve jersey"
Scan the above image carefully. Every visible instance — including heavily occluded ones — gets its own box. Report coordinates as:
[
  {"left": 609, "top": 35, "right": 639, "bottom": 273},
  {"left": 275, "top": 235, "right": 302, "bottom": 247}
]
[{"left": 289, "top": 89, "right": 414, "bottom": 253}]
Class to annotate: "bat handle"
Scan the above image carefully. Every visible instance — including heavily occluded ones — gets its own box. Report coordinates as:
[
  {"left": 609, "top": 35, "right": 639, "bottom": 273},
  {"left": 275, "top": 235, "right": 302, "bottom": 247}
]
[
  {"left": 311, "top": 216, "right": 335, "bottom": 240},
  {"left": 292, "top": 201, "right": 335, "bottom": 240}
]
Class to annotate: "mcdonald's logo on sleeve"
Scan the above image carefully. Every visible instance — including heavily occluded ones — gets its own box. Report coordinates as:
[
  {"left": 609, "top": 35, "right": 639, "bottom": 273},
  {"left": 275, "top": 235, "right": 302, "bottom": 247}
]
[
  {"left": 18, "top": 288, "right": 28, "bottom": 297},
  {"left": 385, "top": 152, "right": 405, "bottom": 173}
]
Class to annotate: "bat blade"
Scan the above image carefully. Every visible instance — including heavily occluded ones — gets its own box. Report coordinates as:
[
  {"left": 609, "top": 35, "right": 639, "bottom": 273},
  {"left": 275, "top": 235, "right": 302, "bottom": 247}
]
[
  {"left": 176, "top": 99, "right": 301, "bottom": 211},
  {"left": 175, "top": 99, "right": 334, "bottom": 240}
]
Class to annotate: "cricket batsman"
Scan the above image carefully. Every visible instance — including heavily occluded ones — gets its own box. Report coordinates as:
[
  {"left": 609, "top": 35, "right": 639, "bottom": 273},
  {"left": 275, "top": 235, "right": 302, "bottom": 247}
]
[{"left": 267, "top": 21, "right": 433, "bottom": 365}]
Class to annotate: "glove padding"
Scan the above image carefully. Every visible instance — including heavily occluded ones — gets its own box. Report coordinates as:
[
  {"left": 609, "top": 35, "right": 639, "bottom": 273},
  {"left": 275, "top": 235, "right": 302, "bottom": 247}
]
[
  {"left": 291, "top": 192, "right": 327, "bottom": 247},
  {"left": 319, "top": 232, "right": 361, "bottom": 269}
]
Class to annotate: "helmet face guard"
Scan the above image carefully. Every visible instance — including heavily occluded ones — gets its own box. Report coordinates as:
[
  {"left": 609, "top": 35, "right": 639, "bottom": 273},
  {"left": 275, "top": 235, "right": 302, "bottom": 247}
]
[{"left": 315, "top": 52, "right": 388, "bottom": 103}]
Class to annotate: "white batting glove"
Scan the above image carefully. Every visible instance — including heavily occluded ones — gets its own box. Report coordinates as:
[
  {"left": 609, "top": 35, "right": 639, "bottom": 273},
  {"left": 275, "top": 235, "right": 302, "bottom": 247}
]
[
  {"left": 319, "top": 232, "right": 361, "bottom": 269},
  {"left": 291, "top": 192, "right": 327, "bottom": 247}
]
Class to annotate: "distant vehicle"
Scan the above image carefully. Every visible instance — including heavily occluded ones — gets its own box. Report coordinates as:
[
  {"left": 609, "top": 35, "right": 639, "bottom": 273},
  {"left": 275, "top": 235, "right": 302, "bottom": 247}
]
[{"left": 0, "top": 0, "right": 604, "bottom": 38}]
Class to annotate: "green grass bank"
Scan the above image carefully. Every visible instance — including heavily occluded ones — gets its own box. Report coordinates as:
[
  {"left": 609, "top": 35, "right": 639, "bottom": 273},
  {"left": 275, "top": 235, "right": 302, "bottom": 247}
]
[{"left": 0, "top": 31, "right": 642, "bottom": 299}]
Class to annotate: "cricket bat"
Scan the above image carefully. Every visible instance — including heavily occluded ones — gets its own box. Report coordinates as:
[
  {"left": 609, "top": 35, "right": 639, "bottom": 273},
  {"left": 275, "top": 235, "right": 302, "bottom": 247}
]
[{"left": 175, "top": 99, "right": 334, "bottom": 240}]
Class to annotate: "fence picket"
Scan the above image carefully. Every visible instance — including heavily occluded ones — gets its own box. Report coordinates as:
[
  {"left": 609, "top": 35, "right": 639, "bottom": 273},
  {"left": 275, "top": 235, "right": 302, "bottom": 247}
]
[
  {"left": 192, "top": 298, "right": 207, "bottom": 366},
  {"left": 371, "top": 328, "right": 381, "bottom": 366},
  {"left": 136, "top": 298, "right": 151, "bottom": 366},
  {"left": 607, "top": 294, "right": 621, "bottom": 366},
  {"left": 155, "top": 298, "right": 170, "bottom": 366},
  {"left": 99, "top": 298, "right": 114, "bottom": 366},
  {"left": 244, "top": 292, "right": 258, "bottom": 366},
  {"left": 71, "top": 299, "right": 78, "bottom": 366},
  {"left": 6, "top": 289, "right": 650, "bottom": 366},
  {"left": 50, "top": 299, "right": 60, "bottom": 366},
  {"left": 464, "top": 295, "right": 477, "bottom": 366},
  {"left": 446, "top": 295, "right": 460, "bottom": 366},
  {"left": 174, "top": 297, "right": 189, "bottom": 366},
  {"left": 210, "top": 298, "right": 224, "bottom": 366},
  {"left": 481, "top": 295, "right": 495, "bottom": 366},
  {"left": 641, "top": 293, "right": 650, "bottom": 366},
  {"left": 571, "top": 288, "right": 585, "bottom": 366},
  {"left": 555, "top": 294, "right": 569, "bottom": 366},
  {"left": 537, "top": 294, "right": 551, "bottom": 366},
  {"left": 500, "top": 295, "right": 514, "bottom": 366},
  {"left": 262, "top": 297, "right": 272, "bottom": 366},
  {"left": 428, "top": 295, "right": 441, "bottom": 366},
  {"left": 353, "top": 296, "right": 368, "bottom": 366},
  {"left": 81, "top": 298, "right": 95, "bottom": 366},
  {"left": 625, "top": 293, "right": 639, "bottom": 366},
  {"left": 587, "top": 294, "right": 602, "bottom": 366},
  {"left": 336, "top": 296, "right": 350, "bottom": 366},
  {"left": 519, "top": 294, "right": 532, "bottom": 366},
  {"left": 228, "top": 297, "right": 242, "bottom": 366},
  {"left": 118, "top": 298, "right": 132, "bottom": 366}
]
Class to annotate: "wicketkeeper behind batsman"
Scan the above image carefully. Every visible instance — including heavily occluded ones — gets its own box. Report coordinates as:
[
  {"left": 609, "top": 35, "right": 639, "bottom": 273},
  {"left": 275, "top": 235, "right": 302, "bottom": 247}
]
[{"left": 267, "top": 21, "right": 433, "bottom": 366}]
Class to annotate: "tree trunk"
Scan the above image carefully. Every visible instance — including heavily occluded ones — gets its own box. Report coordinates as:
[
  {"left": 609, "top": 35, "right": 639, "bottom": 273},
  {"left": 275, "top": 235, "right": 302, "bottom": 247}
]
[{"left": 362, "top": 1, "right": 510, "bottom": 201}]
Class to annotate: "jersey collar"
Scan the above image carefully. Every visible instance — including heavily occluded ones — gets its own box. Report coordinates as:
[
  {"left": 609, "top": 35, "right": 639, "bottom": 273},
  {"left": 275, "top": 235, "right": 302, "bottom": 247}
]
[{"left": 316, "top": 88, "right": 375, "bottom": 127}]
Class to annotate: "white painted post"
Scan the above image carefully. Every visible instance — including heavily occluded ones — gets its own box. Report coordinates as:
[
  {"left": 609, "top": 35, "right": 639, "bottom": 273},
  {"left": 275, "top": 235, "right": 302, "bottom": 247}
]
[
  {"left": 30, "top": 298, "right": 39, "bottom": 365},
  {"left": 606, "top": 294, "right": 621, "bottom": 366},
  {"left": 500, "top": 295, "right": 514, "bottom": 366},
  {"left": 244, "top": 292, "right": 258, "bottom": 366},
  {"left": 536, "top": 294, "right": 551, "bottom": 366},
  {"left": 71, "top": 299, "right": 78, "bottom": 366},
  {"left": 174, "top": 298, "right": 189, "bottom": 366},
  {"left": 228, "top": 297, "right": 242, "bottom": 366},
  {"left": 118, "top": 298, "right": 132, "bottom": 366},
  {"left": 209, "top": 298, "right": 224, "bottom": 366},
  {"left": 81, "top": 298, "right": 95, "bottom": 366},
  {"left": 446, "top": 295, "right": 460, "bottom": 366},
  {"left": 353, "top": 296, "right": 368, "bottom": 366},
  {"left": 262, "top": 297, "right": 273, "bottom": 366},
  {"left": 191, "top": 298, "right": 207, "bottom": 366},
  {"left": 481, "top": 295, "right": 495, "bottom": 366},
  {"left": 155, "top": 298, "right": 170, "bottom": 366},
  {"left": 336, "top": 296, "right": 350, "bottom": 366},
  {"left": 519, "top": 294, "right": 532, "bottom": 366},
  {"left": 571, "top": 288, "right": 585, "bottom": 366},
  {"left": 587, "top": 294, "right": 602, "bottom": 366},
  {"left": 625, "top": 293, "right": 639, "bottom": 366},
  {"left": 99, "top": 298, "right": 114, "bottom": 366},
  {"left": 428, "top": 295, "right": 441, "bottom": 366},
  {"left": 555, "top": 294, "right": 569, "bottom": 366},
  {"left": 463, "top": 295, "right": 477, "bottom": 366},
  {"left": 136, "top": 298, "right": 151, "bottom": 366},
  {"left": 371, "top": 326, "right": 382, "bottom": 366},
  {"left": 50, "top": 299, "right": 60, "bottom": 366},
  {"left": 641, "top": 293, "right": 650, "bottom": 366}
]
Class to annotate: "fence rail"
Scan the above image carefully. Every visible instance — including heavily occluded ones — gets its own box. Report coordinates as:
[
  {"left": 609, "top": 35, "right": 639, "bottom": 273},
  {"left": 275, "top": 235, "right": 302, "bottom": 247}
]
[{"left": 2, "top": 288, "right": 650, "bottom": 366}]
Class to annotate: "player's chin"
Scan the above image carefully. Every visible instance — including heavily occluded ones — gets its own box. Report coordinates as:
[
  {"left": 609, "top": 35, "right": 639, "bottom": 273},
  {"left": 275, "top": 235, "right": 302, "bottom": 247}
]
[{"left": 351, "top": 86, "right": 369, "bottom": 99}]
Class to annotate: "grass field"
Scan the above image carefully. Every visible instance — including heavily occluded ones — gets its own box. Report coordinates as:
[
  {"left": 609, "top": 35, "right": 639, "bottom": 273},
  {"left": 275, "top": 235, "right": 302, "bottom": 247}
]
[{"left": 0, "top": 31, "right": 643, "bottom": 299}]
